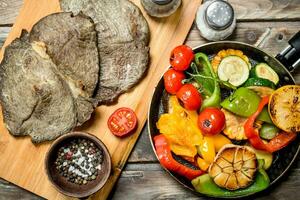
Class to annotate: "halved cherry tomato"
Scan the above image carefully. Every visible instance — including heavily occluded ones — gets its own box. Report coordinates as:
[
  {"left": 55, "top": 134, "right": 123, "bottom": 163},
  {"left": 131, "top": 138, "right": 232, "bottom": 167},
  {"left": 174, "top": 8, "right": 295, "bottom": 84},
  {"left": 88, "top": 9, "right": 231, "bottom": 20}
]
[
  {"left": 170, "top": 45, "right": 194, "bottom": 71},
  {"left": 163, "top": 68, "right": 186, "bottom": 94},
  {"left": 176, "top": 84, "right": 202, "bottom": 110},
  {"left": 198, "top": 108, "right": 225, "bottom": 136},
  {"left": 107, "top": 107, "right": 137, "bottom": 137}
]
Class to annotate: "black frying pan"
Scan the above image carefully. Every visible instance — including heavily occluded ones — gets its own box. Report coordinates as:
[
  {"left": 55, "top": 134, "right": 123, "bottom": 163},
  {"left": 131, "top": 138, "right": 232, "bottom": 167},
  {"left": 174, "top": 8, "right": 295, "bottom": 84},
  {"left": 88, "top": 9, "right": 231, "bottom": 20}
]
[{"left": 148, "top": 32, "right": 300, "bottom": 198}]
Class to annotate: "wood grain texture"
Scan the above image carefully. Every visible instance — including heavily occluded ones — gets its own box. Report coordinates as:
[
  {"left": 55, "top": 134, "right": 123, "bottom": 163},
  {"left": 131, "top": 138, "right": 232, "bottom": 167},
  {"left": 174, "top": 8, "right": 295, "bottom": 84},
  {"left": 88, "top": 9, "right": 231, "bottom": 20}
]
[
  {"left": 0, "top": 0, "right": 22, "bottom": 25},
  {"left": 0, "top": 0, "right": 202, "bottom": 200},
  {"left": 0, "top": 0, "right": 300, "bottom": 200},
  {"left": 228, "top": 0, "right": 300, "bottom": 21},
  {"left": 0, "top": 27, "right": 10, "bottom": 49},
  {"left": 0, "top": 19, "right": 299, "bottom": 192},
  {"left": 186, "top": 22, "right": 300, "bottom": 55},
  {"left": 1, "top": 0, "right": 300, "bottom": 25},
  {"left": 0, "top": 179, "right": 41, "bottom": 200},
  {"left": 111, "top": 160, "right": 300, "bottom": 200}
]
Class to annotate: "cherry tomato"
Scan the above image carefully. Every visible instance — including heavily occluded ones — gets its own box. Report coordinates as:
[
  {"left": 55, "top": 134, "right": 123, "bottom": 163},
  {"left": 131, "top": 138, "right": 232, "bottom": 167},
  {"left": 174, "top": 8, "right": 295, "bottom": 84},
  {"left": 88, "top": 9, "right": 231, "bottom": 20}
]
[
  {"left": 197, "top": 108, "right": 225, "bottom": 136},
  {"left": 163, "top": 68, "right": 186, "bottom": 94},
  {"left": 170, "top": 45, "right": 194, "bottom": 71},
  {"left": 176, "top": 84, "right": 202, "bottom": 110},
  {"left": 107, "top": 107, "right": 137, "bottom": 137}
]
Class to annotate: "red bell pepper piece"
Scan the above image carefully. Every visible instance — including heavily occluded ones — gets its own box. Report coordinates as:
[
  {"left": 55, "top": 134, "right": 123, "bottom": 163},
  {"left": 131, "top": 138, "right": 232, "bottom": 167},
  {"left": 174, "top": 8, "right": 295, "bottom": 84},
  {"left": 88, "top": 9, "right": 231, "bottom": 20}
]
[
  {"left": 154, "top": 134, "right": 204, "bottom": 180},
  {"left": 244, "top": 96, "right": 297, "bottom": 153}
]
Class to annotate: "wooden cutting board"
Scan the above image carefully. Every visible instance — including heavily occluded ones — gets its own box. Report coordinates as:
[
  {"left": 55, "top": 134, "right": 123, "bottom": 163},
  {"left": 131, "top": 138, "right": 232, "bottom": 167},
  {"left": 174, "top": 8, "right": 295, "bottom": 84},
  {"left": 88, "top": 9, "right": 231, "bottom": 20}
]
[{"left": 0, "top": 0, "right": 201, "bottom": 199}]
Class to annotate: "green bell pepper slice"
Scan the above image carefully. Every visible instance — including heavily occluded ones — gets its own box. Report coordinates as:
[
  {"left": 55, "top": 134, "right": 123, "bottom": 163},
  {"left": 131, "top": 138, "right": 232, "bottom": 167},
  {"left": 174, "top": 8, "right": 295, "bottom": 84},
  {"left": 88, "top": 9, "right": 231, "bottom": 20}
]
[
  {"left": 194, "top": 52, "right": 221, "bottom": 110},
  {"left": 191, "top": 169, "right": 270, "bottom": 197},
  {"left": 221, "top": 87, "right": 260, "bottom": 117},
  {"left": 257, "top": 107, "right": 273, "bottom": 124},
  {"left": 221, "top": 87, "right": 273, "bottom": 123}
]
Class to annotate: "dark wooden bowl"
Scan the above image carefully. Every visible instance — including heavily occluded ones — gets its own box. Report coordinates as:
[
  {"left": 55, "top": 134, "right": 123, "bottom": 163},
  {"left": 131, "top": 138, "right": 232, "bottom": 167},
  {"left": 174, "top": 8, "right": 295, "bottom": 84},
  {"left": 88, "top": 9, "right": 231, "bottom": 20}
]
[{"left": 45, "top": 132, "right": 111, "bottom": 198}]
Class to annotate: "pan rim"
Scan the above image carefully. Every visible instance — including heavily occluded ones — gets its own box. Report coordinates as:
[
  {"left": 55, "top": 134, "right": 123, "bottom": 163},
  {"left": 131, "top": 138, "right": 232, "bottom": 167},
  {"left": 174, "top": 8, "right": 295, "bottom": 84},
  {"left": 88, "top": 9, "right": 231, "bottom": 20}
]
[{"left": 147, "top": 41, "right": 300, "bottom": 198}]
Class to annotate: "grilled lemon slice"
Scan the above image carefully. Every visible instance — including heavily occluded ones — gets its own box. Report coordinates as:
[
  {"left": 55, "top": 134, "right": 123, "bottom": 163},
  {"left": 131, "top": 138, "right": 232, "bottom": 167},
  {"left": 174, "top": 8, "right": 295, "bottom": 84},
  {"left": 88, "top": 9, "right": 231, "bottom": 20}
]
[
  {"left": 209, "top": 144, "right": 257, "bottom": 190},
  {"left": 269, "top": 85, "right": 300, "bottom": 132}
]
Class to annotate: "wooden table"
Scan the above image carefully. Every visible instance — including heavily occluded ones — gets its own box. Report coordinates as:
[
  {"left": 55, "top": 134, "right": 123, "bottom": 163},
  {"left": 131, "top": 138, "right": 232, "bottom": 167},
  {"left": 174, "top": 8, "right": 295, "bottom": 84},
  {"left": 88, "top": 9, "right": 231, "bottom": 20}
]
[{"left": 0, "top": 0, "right": 299, "bottom": 199}]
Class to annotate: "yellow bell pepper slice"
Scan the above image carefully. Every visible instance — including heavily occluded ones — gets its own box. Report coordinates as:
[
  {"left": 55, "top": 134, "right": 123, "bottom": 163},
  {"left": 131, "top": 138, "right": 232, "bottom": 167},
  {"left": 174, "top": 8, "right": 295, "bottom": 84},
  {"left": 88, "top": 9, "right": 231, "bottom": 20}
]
[
  {"left": 156, "top": 96, "right": 203, "bottom": 158},
  {"left": 197, "top": 157, "right": 210, "bottom": 171},
  {"left": 197, "top": 136, "right": 215, "bottom": 164},
  {"left": 211, "top": 134, "right": 232, "bottom": 152}
]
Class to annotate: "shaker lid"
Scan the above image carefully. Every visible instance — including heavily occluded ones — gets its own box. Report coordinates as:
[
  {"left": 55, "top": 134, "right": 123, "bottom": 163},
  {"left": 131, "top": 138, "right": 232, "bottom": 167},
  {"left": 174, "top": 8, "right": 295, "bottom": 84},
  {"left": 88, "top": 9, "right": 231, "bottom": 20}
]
[
  {"left": 205, "top": 0, "right": 234, "bottom": 30},
  {"left": 141, "top": 0, "right": 181, "bottom": 18},
  {"left": 152, "top": 0, "right": 173, "bottom": 5}
]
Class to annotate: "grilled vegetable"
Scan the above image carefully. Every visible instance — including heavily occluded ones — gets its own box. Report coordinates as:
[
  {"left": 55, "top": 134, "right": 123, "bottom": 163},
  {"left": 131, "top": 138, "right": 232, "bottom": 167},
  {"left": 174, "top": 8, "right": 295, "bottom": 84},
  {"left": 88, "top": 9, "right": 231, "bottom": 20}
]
[
  {"left": 197, "top": 157, "right": 210, "bottom": 171},
  {"left": 221, "top": 87, "right": 273, "bottom": 124},
  {"left": 191, "top": 169, "right": 269, "bottom": 197},
  {"left": 244, "top": 96, "right": 297, "bottom": 153},
  {"left": 247, "top": 86, "right": 275, "bottom": 98},
  {"left": 252, "top": 149, "right": 273, "bottom": 170},
  {"left": 211, "top": 133, "right": 232, "bottom": 152},
  {"left": 170, "top": 45, "right": 194, "bottom": 71},
  {"left": 217, "top": 56, "right": 250, "bottom": 87},
  {"left": 250, "top": 63, "right": 279, "bottom": 85},
  {"left": 154, "top": 134, "right": 204, "bottom": 180},
  {"left": 269, "top": 85, "right": 300, "bottom": 132},
  {"left": 194, "top": 53, "right": 221, "bottom": 109},
  {"left": 222, "top": 109, "right": 247, "bottom": 140},
  {"left": 257, "top": 107, "right": 273, "bottom": 124},
  {"left": 163, "top": 68, "right": 185, "bottom": 94},
  {"left": 197, "top": 108, "right": 225, "bottom": 136},
  {"left": 221, "top": 87, "right": 260, "bottom": 117},
  {"left": 259, "top": 123, "right": 279, "bottom": 140},
  {"left": 243, "top": 78, "right": 276, "bottom": 89},
  {"left": 197, "top": 136, "right": 216, "bottom": 164},
  {"left": 176, "top": 84, "right": 203, "bottom": 110},
  {"left": 191, "top": 60, "right": 214, "bottom": 97},
  {"left": 212, "top": 49, "right": 250, "bottom": 72},
  {"left": 209, "top": 144, "right": 257, "bottom": 190},
  {"left": 157, "top": 96, "right": 203, "bottom": 158}
]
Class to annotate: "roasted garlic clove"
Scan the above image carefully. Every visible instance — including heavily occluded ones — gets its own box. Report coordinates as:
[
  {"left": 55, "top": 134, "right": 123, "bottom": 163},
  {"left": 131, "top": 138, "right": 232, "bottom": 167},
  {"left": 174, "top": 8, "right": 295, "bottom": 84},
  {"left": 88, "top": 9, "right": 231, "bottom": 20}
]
[{"left": 209, "top": 144, "right": 257, "bottom": 190}]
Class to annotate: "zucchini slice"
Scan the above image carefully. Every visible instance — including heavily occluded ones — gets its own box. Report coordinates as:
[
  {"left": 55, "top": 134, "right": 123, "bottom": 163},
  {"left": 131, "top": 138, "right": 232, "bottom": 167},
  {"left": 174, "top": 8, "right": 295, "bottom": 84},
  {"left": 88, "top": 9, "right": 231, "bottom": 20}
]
[
  {"left": 250, "top": 63, "right": 279, "bottom": 85},
  {"left": 217, "top": 56, "right": 249, "bottom": 87},
  {"left": 243, "top": 77, "right": 276, "bottom": 89}
]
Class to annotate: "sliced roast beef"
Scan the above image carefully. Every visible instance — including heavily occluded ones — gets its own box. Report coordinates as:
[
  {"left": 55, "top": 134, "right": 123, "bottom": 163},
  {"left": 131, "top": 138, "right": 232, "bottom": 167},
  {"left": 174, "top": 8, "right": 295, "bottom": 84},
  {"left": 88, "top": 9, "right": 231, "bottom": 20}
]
[
  {"left": 60, "top": 0, "right": 150, "bottom": 104},
  {"left": 29, "top": 12, "right": 99, "bottom": 124},
  {"left": 0, "top": 32, "right": 77, "bottom": 143}
]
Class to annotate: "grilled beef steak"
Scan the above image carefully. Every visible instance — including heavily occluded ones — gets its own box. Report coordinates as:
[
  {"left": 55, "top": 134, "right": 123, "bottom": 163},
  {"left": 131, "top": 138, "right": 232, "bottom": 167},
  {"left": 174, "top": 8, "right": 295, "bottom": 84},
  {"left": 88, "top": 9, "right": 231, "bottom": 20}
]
[
  {"left": 0, "top": 12, "right": 100, "bottom": 142},
  {"left": 29, "top": 12, "right": 99, "bottom": 124},
  {"left": 0, "top": 33, "right": 77, "bottom": 143},
  {"left": 60, "top": 0, "right": 150, "bottom": 104}
]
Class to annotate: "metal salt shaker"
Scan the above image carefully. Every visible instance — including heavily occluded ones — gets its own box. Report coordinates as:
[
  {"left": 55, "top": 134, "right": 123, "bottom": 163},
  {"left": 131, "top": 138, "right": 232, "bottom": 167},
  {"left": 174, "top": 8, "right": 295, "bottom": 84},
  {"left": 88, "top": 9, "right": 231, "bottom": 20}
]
[
  {"left": 196, "top": 0, "right": 236, "bottom": 41},
  {"left": 141, "top": 0, "right": 181, "bottom": 18}
]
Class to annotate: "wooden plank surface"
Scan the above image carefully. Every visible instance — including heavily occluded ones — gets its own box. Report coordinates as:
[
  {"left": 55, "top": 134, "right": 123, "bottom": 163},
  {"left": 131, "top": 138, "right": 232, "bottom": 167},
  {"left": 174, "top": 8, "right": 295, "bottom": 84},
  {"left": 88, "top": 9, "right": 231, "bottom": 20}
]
[
  {"left": 230, "top": 0, "right": 300, "bottom": 21},
  {"left": 111, "top": 161, "right": 300, "bottom": 200},
  {"left": 0, "top": 0, "right": 300, "bottom": 200},
  {"left": 1, "top": 0, "right": 300, "bottom": 25},
  {"left": 0, "top": 0, "right": 201, "bottom": 200},
  {"left": 0, "top": 21, "right": 300, "bottom": 200},
  {"left": 0, "top": 0, "right": 22, "bottom": 25}
]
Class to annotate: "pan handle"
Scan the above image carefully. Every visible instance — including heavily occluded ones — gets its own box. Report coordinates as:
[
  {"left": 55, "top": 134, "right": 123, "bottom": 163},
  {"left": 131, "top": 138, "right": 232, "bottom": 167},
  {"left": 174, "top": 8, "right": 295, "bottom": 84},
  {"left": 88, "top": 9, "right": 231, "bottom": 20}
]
[{"left": 275, "top": 31, "right": 300, "bottom": 72}]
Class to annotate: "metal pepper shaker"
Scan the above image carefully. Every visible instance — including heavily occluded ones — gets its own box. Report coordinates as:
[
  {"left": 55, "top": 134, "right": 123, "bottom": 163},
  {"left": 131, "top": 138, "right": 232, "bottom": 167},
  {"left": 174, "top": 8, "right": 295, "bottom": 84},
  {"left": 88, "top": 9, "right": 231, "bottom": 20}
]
[
  {"left": 196, "top": 0, "right": 236, "bottom": 41},
  {"left": 141, "top": 0, "right": 181, "bottom": 18}
]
